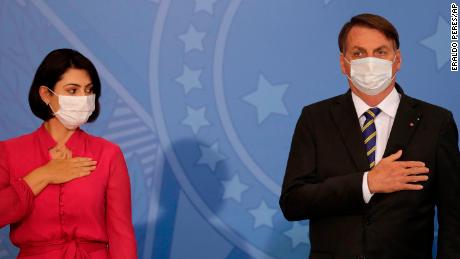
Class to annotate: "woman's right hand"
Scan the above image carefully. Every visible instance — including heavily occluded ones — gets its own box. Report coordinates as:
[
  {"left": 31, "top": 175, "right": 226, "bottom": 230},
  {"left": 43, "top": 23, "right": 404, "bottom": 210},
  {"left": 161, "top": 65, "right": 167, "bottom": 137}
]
[
  {"left": 41, "top": 157, "right": 97, "bottom": 185},
  {"left": 24, "top": 153, "right": 97, "bottom": 195}
]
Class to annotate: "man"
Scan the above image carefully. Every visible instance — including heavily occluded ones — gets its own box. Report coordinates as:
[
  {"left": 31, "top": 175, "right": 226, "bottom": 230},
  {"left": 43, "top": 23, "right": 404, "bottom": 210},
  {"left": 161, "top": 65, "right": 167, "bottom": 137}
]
[{"left": 279, "top": 13, "right": 460, "bottom": 259}]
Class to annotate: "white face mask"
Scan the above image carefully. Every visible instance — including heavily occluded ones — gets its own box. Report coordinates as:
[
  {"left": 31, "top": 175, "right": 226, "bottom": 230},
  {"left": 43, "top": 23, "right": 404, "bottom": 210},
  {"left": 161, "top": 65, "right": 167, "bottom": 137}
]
[
  {"left": 345, "top": 56, "right": 396, "bottom": 96},
  {"left": 45, "top": 87, "right": 96, "bottom": 130}
]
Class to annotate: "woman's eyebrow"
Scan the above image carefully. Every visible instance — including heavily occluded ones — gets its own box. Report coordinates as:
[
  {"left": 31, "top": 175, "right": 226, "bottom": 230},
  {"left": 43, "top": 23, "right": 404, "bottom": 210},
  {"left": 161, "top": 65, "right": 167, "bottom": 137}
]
[{"left": 63, "top": 83, "right": 93, "bottom": 87}]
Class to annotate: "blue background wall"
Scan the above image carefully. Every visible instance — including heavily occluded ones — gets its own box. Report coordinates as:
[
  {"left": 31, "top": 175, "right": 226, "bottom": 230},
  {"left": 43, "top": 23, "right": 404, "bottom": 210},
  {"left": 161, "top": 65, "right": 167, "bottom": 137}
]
[{"left": 0, "top": 1, "right": 458, "bottom": 258}]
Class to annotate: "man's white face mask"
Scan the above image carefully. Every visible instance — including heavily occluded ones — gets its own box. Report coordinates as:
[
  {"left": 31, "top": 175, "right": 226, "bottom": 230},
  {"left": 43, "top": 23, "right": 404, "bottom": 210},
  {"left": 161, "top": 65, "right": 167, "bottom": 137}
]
[
  {"left": 45, "top": 87, "right": 95, "bottom": 130},
  {"left": 345, "top": 56, "right": 396, "bottom": 96}
]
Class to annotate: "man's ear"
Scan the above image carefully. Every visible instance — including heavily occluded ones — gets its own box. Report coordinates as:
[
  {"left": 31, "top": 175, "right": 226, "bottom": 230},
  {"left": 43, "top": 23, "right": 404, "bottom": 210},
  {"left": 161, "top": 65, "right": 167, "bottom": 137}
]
[
  {"left": 395, "top": 49, "right": 402, "bottom": 72},
  {"left": 340, "top": 53, "right": 347, "bottom": 75},
  {"left": 38, "top": 86, "right": 51, "bottom": 105}
]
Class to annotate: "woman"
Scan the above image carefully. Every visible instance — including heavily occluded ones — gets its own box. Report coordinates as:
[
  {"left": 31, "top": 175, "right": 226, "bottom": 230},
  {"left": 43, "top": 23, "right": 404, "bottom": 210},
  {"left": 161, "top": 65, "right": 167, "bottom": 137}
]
[{"left": 0, "top": 49, "right": 137, "bottom": 258}]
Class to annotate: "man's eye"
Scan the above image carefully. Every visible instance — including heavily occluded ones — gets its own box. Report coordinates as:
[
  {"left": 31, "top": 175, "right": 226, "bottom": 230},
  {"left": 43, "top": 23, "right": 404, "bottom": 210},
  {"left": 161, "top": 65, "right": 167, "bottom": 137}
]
[
  {"left": 377, "top": 50, "right": 387, "bottom": 55},
  {"left": 352, "top": 52, "right": 362, "bottom": 57}
]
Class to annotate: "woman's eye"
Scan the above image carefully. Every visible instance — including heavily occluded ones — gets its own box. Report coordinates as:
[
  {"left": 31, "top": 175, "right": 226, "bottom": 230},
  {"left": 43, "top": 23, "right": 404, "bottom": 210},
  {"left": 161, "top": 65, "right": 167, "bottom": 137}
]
[{"left": 67, "top": 89, "right": 76, "bottom": 94}]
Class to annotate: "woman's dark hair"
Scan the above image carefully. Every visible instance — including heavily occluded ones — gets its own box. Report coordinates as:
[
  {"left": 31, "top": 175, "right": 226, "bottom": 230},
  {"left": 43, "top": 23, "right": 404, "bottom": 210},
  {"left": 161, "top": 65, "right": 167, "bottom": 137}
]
[
  {"left": 338, "top": 13, "right": 400, "bottom": 53},
  {"left": 28, "top": 48, "right": 101, "bottom": 122}
]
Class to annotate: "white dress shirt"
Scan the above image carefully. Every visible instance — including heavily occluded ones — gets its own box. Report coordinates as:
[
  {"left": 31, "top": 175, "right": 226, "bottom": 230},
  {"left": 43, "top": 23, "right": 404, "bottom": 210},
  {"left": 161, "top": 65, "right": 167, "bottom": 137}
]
[{"left": 351, "top": 87, "right": 401, "bottom": 203}]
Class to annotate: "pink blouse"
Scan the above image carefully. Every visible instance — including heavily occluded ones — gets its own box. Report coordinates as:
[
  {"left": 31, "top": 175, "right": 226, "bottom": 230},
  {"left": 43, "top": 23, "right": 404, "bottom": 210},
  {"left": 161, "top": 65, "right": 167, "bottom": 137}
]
[{"left": 0, "top": 124, "right": 137, "bottom": 259}]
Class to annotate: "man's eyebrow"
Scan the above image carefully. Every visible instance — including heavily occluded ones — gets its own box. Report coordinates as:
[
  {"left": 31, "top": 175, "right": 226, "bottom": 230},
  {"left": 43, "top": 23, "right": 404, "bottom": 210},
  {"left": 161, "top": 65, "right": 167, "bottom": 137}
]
[
  {"left": 348, "top": 45, "right": 392, "bottom": 52},
  {"left": 374, "top": 45, "right": 391, "bottom": 50},
  {"left": 349, "top": 46, "right": 367, "bottom": 51}
]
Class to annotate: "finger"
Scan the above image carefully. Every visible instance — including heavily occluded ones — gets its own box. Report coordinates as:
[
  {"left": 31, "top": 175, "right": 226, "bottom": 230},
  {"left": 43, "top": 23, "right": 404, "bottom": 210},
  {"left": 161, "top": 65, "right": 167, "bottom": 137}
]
[
  {"left": 400, "top": 184, "right": 424, "bottom": 191},
  {"left": 54, "top": 152, "right": 64, "bottom": 159},
  {"left": 62, "top": 149, "right": 72, "bottom": 159},
  {"left": 51, "top": 145, "right": 65, "bottom": 155},
  {"left": 49, "top": 149, "right": 63, "bottom": 160},
  {"left": 385, "top": 150, "right": 403, "bottom": 162},
  {"left": 395, "top": 161, "right": 426, "bottom": 168},
  {"left": 54, "top": 153, "right": 63, "bottom": 159},
  {"left": 60, "top": 150, "right": 69, "bottom": 158},
  {"left": 403, "top": 166, "right": 430, "bottom": 175},
  {"left": 79, "top": 165, "right": 97, "bottom": 172},
  {"left": 405, "top": 175, "right": 429, "bottom": 183},
  {"left": 76, "top": 160, "right": 98, "bottom": 167},
  {"left": 71, "top": 157, "right": 93, "bottom": 162},
  {"left": 64, "top": 153, "right": 71, "bottom": 159},
  {"left": 67, "top": 150, "right": 73, "bottom": 159}
]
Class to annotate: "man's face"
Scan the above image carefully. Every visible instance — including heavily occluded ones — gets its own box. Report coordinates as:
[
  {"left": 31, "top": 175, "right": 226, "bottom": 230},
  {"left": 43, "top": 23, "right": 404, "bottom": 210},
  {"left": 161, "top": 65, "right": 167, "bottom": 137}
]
[{"left": 340, "top": 25, "right": 401, "bottom": 88}]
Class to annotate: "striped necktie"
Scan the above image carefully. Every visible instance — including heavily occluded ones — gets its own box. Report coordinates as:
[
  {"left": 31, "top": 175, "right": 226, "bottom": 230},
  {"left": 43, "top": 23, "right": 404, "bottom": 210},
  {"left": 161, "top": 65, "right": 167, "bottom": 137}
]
[{"left": 362, "top": 107, "right": 381, "bottom": 169}]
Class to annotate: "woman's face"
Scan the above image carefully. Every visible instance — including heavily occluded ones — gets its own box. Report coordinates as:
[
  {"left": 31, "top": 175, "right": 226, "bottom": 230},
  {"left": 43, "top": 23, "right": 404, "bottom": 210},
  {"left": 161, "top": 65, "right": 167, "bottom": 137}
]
[{"left": 40, "top": 68, "right": 94, "bottom": 112}]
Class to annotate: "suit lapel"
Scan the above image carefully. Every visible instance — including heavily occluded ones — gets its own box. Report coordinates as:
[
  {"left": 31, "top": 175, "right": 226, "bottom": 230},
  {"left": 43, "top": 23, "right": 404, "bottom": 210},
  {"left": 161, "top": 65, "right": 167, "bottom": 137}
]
[
  {"left": 383, "top": 92, "right": 421, "bottom": 158},
  {"left": 330, "top": 84, "right": 422, "bottom": 171},
  {"left": 331, "top": 91, "right": 370, "bottom": 171}
]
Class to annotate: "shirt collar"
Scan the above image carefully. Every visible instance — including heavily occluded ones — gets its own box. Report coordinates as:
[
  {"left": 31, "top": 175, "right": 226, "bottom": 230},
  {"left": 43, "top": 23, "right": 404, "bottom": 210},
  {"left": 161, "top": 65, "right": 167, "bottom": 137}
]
[
  {"left": 37, "top": 123, "right": 85, "bottom": 152},
  {"left": 351, "top": 87, "right": 401, "bottom": 119},
  {"left": 37, "top": 124, "right": 56, "bottom": 150}
]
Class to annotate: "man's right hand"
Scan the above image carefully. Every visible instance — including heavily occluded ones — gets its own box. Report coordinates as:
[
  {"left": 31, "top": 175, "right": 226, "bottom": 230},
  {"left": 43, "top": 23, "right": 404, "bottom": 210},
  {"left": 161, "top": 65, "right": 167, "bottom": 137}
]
[{"left": 367, "top": 150, "right": 429, "bottom": 194}]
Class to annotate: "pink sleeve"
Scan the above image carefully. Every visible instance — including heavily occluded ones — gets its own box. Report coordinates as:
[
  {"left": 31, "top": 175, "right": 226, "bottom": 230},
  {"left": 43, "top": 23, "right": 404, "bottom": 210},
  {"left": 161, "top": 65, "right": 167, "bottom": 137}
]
[
  {"left": 0, "top": 142, "right": 34, "bottom": 228},
  {"left": 106, "top": 146, "right": 138, "bottom": 259}
]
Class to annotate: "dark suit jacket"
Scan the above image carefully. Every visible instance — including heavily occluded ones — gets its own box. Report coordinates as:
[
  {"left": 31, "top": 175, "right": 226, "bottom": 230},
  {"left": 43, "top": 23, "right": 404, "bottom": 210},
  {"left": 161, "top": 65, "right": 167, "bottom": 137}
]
[{"left": 279, "top": 84, "right": 460, "bottom": 259}]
